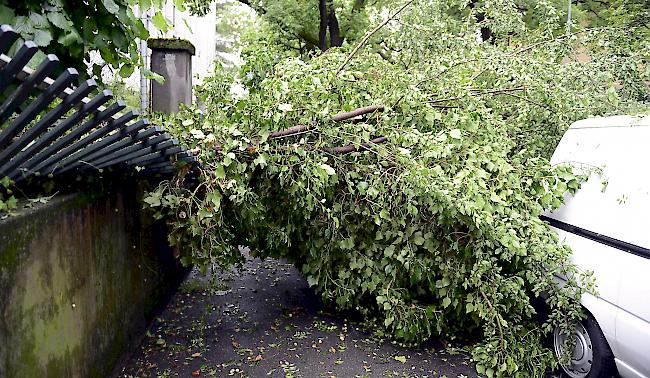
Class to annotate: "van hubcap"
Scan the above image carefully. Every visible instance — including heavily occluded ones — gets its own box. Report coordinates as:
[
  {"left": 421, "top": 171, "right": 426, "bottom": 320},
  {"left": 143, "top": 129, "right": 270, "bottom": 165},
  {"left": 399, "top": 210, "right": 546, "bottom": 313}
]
[{"left": 554, "top": 323, "right": 594, "bottom": 378}]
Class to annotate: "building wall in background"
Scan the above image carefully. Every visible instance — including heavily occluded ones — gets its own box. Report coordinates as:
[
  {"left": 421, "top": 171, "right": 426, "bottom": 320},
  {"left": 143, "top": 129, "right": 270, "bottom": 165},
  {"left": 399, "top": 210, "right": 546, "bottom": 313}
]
[{"left": 151, "top": 1, "right": 218, "bottom": 84}]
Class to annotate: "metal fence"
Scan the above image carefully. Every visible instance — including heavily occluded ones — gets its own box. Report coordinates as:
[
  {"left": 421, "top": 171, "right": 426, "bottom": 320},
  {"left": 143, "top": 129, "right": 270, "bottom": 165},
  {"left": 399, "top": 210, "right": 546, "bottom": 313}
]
[{"left": 0, "top": 24, "right": 196, "bottom": 183}]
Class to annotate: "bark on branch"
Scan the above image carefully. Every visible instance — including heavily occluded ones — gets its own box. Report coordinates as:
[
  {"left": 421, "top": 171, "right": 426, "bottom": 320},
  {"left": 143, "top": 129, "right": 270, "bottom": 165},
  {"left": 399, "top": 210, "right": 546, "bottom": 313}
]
[
  {"left": 213, "top": 105, "right": 387, "bottom": 155},
  {"left": 269, "top": 125, "right": 313, "bottom": 138},
  {"left": 328, "top": 0, "right": 343, "bottom": 47},
  {"left": 331, "top": 104, "right": 385, "bottom": 121}
]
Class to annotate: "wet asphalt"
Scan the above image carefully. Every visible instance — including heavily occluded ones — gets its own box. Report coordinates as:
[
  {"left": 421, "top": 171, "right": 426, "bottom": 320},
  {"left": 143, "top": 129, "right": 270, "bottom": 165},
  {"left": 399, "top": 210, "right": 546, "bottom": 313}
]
[{"left": 114, "top": 253, "right": 480, "bottom": 378}]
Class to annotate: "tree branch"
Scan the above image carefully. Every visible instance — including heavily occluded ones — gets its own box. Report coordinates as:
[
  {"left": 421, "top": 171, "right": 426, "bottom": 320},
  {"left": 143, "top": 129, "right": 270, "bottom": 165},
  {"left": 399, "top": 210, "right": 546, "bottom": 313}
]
[
  {"left": 332, "top": 104, "right": 384, "bottom": 121},
  {"left": 214, "top": 105, "right": 387, "bottom": 155},
  {"left": 336, "top": 0, "right": 416, "bottom": 74}
]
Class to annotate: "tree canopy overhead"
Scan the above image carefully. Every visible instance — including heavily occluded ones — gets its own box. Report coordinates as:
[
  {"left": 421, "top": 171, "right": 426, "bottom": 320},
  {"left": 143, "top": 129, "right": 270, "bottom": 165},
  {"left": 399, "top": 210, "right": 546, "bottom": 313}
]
[{"left": 142, "top": 0, "right": 649, "bottom": 376}]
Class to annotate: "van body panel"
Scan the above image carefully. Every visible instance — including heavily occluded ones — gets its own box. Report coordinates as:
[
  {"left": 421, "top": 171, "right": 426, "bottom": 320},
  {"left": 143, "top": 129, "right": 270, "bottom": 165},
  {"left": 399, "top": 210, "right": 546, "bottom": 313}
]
[
  {"left": 616, "top": 308, "right": 650, "bottom": 377},
  {"left": 617, "top": 358, "right": 649, "bottom": 378},
  {"left": 550, "top": 120, "right": 650, "bottom": 249},
  {"left": 546, "top": 115, "right": 650, "bottom": 378},
  {"left": 616, "top": 250, "right": 650, "bottom": 377},
  {"left": 551, "top": 228, "right": 621, "bottom": 355}
]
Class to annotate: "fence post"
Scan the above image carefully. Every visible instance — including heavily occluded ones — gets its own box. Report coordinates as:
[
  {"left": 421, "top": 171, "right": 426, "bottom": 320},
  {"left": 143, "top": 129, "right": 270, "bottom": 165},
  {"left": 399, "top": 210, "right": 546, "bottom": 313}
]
[{"left": 148, "top": 38, "right": 195, "bottom": 114}]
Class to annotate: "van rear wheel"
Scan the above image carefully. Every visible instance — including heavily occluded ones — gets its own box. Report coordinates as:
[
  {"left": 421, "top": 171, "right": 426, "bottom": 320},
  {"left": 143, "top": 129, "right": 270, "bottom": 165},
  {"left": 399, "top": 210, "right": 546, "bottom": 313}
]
[{"left": 553, "top": 314, "right": 617, "bottom": 378}]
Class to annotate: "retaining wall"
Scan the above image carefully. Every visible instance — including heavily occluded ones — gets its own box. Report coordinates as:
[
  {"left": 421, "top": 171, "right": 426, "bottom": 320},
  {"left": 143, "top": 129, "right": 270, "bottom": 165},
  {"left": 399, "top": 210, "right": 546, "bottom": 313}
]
[{"left": 0, "top": 186, "right": 184, "bottom": 377}]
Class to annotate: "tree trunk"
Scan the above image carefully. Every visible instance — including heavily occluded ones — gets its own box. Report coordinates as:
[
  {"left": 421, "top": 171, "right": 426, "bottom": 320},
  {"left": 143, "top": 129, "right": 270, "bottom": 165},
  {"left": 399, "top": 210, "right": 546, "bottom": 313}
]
[
  {"left": 318, "top": 0, "right": 328, "bottom": 51},
  {"left": 328, "top": 0, "right": 343, "bottom": 47},
  {"left": 469, "top": 0, "right": 493, "bottom": 43}
]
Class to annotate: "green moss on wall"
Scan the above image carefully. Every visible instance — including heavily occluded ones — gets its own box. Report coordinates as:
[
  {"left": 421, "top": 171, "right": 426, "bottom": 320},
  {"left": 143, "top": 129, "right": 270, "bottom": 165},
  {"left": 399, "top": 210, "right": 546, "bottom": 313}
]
[
  {"left": 0, "top": 187, "right": 184, "bottom": 377},
  {"left": 148, "top": 38, "right": 195, "bottom": 55}
]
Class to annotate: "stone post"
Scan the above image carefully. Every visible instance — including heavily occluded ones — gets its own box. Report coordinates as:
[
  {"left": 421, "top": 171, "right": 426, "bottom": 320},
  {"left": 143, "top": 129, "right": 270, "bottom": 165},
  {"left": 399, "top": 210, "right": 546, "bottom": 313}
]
[{"left": 148, "top": 38, "right": 196, "bottom": 114}]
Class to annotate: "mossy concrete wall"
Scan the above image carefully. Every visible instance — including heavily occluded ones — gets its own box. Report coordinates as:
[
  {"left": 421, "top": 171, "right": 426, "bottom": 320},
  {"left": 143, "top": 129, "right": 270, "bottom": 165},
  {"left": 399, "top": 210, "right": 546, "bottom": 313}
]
[
  {"left": 0, "top": 187, "right": 185, "bottom": 377},
  {"left": 150, "top": 40, "right": 194, "bottom": 114}
]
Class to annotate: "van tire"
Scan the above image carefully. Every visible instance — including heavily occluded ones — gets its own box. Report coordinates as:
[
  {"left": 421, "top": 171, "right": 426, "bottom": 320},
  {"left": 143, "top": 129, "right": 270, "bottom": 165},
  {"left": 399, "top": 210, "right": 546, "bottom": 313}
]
[{"left": 553, "top": 314, "right": 617, "bottom": 378}]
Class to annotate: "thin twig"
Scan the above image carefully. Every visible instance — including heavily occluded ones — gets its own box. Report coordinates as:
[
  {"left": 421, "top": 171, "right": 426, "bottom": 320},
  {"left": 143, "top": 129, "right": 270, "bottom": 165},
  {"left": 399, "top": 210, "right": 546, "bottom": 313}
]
[
  {"left": 427, "top": 86, "right": 525, "bottom": 104},
  {"left": 417, "top": 29, "right": 597, "bottom": 87},
  {"left": 323, "top": 136, "right": 388, "bottom": 154},
  {"left": 336, "top": 0, "right": 416, "bottom": 74},
  {"left": 480, "top": 289, "right": 506, "bottom": 352},
  {"left": 501, "top": 92, "right": 550, "bottom": 109}
]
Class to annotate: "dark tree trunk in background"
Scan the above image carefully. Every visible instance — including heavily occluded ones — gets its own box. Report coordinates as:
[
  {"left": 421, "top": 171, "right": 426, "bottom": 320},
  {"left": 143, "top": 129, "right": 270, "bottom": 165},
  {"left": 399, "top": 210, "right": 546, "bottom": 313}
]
[
  {"left": 327, "top": 0, "right": 343, "bottom": 47},
  {"left": 318, "top": 0, "right": 343, "bottom": 51},
  {"left": 469, "top": 0, "right": 493, "bottom": 43},
  {"left": 319, "top": 0, "right": 328, "bottom": 51}
]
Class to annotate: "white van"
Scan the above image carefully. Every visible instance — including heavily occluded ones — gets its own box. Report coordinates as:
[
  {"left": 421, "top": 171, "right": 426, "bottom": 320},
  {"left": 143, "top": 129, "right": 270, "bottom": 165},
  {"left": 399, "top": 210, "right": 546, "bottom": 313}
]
[{"left": 545, "top": 115, "right": 650, "bottom": 378}]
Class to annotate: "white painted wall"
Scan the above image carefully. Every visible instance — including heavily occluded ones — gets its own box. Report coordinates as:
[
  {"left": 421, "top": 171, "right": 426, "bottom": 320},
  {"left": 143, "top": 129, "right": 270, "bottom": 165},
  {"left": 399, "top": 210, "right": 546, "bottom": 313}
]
[
  {"left": 134, "top": 2, "right": 218, "bottom": 111},
  {"left": 152, "top": 1, "right": 218, "bottom": 84}
]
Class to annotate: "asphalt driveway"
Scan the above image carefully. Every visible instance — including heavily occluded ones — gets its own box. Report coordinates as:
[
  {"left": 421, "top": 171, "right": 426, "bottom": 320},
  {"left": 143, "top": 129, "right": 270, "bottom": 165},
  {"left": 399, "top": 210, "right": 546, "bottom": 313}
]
[{"left": 114, "top": 252, "right": 479, "bottom": 378}]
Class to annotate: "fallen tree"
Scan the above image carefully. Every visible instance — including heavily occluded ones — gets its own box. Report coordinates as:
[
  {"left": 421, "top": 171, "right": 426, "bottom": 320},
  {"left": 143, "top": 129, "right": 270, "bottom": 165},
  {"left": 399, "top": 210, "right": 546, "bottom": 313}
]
[{"left": 145, "top": 1, "right": 649, "bottom": 376}]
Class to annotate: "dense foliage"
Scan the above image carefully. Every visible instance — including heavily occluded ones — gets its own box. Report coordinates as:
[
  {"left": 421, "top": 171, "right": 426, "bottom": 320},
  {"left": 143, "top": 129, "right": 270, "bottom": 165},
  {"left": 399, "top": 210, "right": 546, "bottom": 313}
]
[
  {"left": 143, "top": 0, "right": 649, "bottom": 376},
  {"left": 0, "top": 0, "right": 172, "bottom": 80}
]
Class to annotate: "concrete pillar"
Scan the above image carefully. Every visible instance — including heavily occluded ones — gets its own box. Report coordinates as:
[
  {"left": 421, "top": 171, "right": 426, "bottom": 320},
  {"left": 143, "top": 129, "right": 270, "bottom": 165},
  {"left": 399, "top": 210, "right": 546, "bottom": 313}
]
[{"left": 148, "top": 38, "right": 195, "bottom": 114}]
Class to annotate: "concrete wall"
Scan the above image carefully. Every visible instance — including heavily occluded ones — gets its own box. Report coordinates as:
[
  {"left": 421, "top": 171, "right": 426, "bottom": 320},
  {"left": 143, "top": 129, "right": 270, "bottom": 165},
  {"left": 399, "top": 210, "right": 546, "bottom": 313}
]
[
  {"left": 150, "top": 48, "right": 193, "bottom": 113},
  {"left": 0, "top": 186, "right": 185, "bottom": 377}
]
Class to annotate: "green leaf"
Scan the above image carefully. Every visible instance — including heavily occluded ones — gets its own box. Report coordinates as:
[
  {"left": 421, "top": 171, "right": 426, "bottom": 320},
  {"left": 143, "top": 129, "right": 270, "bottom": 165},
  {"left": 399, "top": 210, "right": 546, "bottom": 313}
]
[
  {"left": 320, "top": 163, "right": 336, "bottom": 176},
  {"left": 253, "top": 153, "right": 268, "bottom": 167},
  {"left": 214, "top": 164, "right": 226, "bottom": 179},
  {"left": 339, "top": 237, "right": 355, "bottom": 250},
  {"left": 152, "top": 11, "right": 170, "bottom": 32},
  {"left": 139, "top": 0, "right": 152, "bottom": 11},
  {"left": 33, "top": 29, "right": 53, "bottom": 46},
  {"left": 0, "top": 5, "right": 15, "bottom": 25},
  {"left": 101, "top": 0, "right": 120, "bottom": 14},
  {"left": 119, "top": 63, "right": 134, "bottom": 78},
  {"left": 29, "top": 13, "right": 49, "bottom": 28},
  {"left": 47, "top": 12, "right": 71, "bottom": 29},
  {"left": 198, "top": 208, "right": 213, "bottom": 219},
  {"left": 58, "top": 30, "right": 81, "bottom": 46},
  {"left": 143, "top": 68, "right": 165, "bottom": 84},
  {"left": 412, "top": 231, "right": 425, "bottom": 245},
  {"left": 4, "top": 196, "right": 17, "bottom": 209},
  {"left": 174, "top": 0, "right": 186, "bottom": 12},
  {"left": 206, "top": 191, "right": 221, "bottom": 210},
  {"left": 449, "top": 129, "right": 462, "bottom": 139},
  {"left": 0, "top": 176, "right": 12, "bottom": 188},
  {"left": 278, "top": 103, "right": 293, "bottom": 112},
  {"left": 144, "top": 195, "right": 161, "bottom": 207},
  {"left": 394, "top": 355, "right": 407, "bottom": 364}
]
